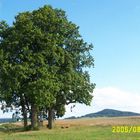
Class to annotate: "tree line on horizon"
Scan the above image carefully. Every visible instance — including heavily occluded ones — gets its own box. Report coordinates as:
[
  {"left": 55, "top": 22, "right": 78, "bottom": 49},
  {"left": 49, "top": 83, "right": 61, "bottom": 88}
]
[{"left": 0, "top": 5, "right": 95, "bottom": 130}]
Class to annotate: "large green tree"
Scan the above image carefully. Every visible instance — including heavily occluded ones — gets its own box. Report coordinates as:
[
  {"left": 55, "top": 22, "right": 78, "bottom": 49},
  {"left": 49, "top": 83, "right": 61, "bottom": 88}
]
[{"left": 0, "top": 5, "right": 95, "bottom": 130}]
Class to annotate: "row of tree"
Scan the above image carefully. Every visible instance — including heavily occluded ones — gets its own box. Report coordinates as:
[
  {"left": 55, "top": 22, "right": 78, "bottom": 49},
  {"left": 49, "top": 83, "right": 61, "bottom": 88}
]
[{"left": 0, "top": 5, "right": 95, "bottom": 130}]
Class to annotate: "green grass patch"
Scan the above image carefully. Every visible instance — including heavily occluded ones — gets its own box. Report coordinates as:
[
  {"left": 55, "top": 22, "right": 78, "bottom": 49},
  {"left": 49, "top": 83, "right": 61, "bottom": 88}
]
[
  {"left": 0, "top": 123, "right": 23, "bottom": 133},
  {"left": 0, "top": 125, "right": 140, "bottom": 140}
]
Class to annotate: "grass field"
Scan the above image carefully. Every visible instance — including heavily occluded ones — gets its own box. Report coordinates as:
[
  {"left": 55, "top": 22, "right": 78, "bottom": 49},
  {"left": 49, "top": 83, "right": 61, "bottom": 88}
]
[{"left": 0, "top": 116, "right": 140, "bottom": 140}]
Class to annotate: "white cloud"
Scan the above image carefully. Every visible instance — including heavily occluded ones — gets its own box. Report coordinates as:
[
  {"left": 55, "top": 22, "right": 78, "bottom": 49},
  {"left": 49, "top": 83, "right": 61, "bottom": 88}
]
[
  {"left": 64, "top": 87, "right": 140, "bottom": 118},
  {"left": 93, "top": 87, "right": 140, "bottom": 112}
]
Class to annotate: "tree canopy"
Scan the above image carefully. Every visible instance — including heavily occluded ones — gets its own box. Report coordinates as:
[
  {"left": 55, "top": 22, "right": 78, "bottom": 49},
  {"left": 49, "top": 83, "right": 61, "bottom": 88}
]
[{"left": 0, "top": 5, "right": 95, "bottom": 130}]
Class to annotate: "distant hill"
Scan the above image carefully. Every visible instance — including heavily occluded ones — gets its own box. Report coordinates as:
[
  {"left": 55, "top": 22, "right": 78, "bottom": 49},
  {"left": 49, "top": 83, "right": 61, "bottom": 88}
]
[{"left": 65, "top": 109, "right": 140, "bottom": 119}]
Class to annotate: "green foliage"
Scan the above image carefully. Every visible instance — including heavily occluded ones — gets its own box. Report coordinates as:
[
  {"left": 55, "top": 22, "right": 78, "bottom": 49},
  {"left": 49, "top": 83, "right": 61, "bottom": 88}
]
[{"left": 0, "top": 5, "right": 95, "bottom": 126}]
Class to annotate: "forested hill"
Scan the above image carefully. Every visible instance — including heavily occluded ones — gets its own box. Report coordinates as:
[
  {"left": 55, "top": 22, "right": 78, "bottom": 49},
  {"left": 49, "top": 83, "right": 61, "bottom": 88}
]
[
  {"left": 81, "top": 109, "right": 140, "bottom": 118},
  {"left": 65, "top": 109, "right": 140, "bottom": 119}
]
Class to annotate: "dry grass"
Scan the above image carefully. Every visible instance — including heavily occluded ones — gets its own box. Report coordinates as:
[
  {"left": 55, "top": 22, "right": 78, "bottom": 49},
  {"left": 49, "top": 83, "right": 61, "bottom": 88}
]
[
  {"left": 12, "top": 116, "right": 140, "bottom": 128},
  {"left": 55, "top": 116, "right": 140, "bottom": 127}
]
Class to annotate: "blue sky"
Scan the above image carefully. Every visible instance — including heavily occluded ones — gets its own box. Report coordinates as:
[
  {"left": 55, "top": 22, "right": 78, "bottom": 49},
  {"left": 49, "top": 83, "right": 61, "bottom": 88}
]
[{"left": 0, "top": 0, "right": 140, "bottom": 118}]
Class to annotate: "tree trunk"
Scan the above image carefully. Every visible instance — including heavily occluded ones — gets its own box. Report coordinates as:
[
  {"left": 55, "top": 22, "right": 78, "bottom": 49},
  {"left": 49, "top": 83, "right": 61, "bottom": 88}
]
[
  {"left": 20, "top": 95, "right": 28, "bottom": 129},
  {"left": 31, "top": 104, "right": 38, "bottom": 130},
  {"left": 47, "top": 108, "right": 54, "bottom": 129},
  {"left": 22, "top": 104, "right": 28, "bottom": 129},
  {"left": 39, "top": 111, "right": 44, "bottom": 127}
]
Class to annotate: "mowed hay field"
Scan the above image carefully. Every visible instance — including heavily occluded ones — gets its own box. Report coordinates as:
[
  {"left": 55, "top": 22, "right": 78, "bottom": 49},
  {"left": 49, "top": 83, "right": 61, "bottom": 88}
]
[{"left": 0, "top": 116, "right": 140, "bottom": 140}]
